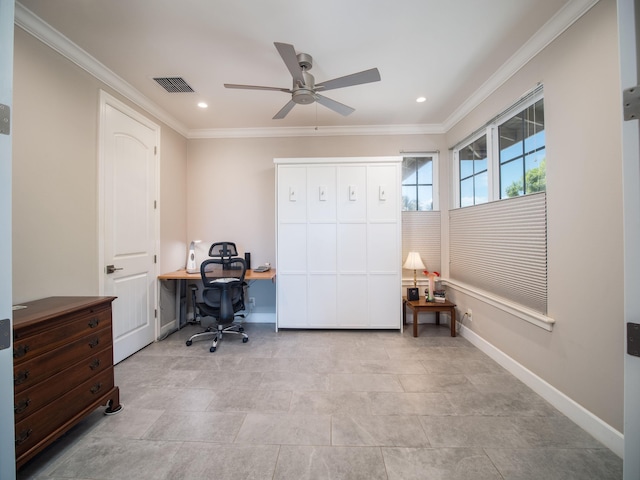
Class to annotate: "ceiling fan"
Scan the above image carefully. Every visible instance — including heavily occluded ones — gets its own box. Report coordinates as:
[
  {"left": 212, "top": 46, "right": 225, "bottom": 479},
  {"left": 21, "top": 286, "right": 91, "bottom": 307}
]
[{"left": 224, "top": 42, "right": 381, "bottom": 119}]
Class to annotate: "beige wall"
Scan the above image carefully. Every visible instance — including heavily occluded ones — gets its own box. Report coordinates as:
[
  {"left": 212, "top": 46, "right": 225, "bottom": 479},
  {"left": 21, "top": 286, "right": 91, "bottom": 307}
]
[
  {"left": 12, "top": 28, "right": 188, "bottom": 303},
  {"left": 445, "top": 0, "right": 623, "bottom": 431}
]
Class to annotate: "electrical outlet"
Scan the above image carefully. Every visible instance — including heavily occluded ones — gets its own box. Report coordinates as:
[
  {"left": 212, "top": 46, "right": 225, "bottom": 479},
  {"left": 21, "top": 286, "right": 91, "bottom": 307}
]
[
  {"left": 249, "top": 297, "right": 256, "bottom": 308},
  {"left": 467, "top": 308, "right": 472, "bottom": 321}
]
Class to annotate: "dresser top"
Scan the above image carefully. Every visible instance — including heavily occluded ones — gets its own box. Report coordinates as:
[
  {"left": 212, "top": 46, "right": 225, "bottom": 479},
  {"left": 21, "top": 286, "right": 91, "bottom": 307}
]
[{"left": 13, "top": 296, "right": 117, "bottom": 328}]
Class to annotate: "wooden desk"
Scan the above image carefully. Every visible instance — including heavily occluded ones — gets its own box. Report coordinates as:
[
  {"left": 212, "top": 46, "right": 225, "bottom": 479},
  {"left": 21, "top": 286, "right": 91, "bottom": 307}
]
[
  {"left": 158, "top": 268, "right": 276, "bottom": 282},
  {"left": 158, "top": 268, "right": 276, "bottom": 334},
  {"left": 403, "top": 297, "right": 457, "bottom": 337}
]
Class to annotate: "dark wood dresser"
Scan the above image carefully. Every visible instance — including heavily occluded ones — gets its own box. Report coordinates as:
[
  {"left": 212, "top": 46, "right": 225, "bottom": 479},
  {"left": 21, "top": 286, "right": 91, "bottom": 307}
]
[{"left": 12, "top": 296, "right": 122, "bottom": 469}]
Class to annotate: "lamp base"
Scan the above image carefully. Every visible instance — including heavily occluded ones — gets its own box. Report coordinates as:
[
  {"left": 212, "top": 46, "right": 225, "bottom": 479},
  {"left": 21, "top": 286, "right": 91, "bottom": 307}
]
[{"left": 407, "top": 288, "right": 419, "bottom": 301}]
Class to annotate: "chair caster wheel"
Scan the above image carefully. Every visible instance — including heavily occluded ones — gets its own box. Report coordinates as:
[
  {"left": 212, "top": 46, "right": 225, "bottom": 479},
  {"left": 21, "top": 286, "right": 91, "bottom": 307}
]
[
  {"left": 242, "top": 337, "right": 249, "bottom": 343},
  {"left": 186, "top": 340, "right": 192, "bottom": 346},
  {"left": 210, "top": 346, "right": 216, "bottom": 352},
  {"left": 238, "top": 327, "right": 244, "bottom": 332}
]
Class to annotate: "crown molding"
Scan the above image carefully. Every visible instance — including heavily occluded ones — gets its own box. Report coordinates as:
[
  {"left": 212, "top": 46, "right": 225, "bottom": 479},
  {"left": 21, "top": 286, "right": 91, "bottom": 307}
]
[
  {"left": 15, "top": 0, "right": 597, "bottom": 140},
  {"left": 14, "top": 2, "right": 189, "bottom": 137},
  {"left": 188, "top": 123, "right": 445, "bottom": 139},
  {"left": 442, "top": 0, "right": 600, "bottom": 132}
]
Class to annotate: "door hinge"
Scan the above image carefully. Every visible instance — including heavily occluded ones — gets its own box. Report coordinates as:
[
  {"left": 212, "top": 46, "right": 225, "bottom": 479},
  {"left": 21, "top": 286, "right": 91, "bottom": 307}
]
[
  {"left": 154, "top": 146, "right": 157, "bottom": 155},
  {"left": 0, "top": 104, "right": 10, "bottom": 135},
  {"left": 623, "top": 86, "right": 640, "bottom": 120},
  {"left": 154, "top": 255, "right": 157, "bottom": 263},
  {"left": 154, "top": 309, "right": 157, "bottom": 319}
]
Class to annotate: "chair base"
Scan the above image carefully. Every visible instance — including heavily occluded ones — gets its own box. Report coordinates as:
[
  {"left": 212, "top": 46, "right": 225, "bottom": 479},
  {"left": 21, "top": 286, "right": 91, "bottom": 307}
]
[{"left": 185, "top": 322, "right": 249, "bottom": 352}]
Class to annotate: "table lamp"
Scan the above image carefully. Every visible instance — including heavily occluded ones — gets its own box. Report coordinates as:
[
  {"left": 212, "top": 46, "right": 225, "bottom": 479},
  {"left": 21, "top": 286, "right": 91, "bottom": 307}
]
[
  {"left": 186, "top": 240, "right": 201, "bottom": 273},
  {"left": 403, "top": 251, "right": 425, "bottom": 301}
]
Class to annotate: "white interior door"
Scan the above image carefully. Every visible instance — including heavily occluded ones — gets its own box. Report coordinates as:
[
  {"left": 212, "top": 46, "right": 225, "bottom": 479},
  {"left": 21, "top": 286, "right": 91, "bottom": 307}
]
[
  {"left": 619, "top": 0, "right": 640, "bottom": 477},
  {"left": 100, "top": 92, "right": 158, "bottom": 364}
]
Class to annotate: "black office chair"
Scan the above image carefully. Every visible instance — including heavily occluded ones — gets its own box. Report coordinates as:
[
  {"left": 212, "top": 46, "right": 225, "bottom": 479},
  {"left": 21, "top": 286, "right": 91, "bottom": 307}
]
[
  {"left": 208, "top": 241, "right": 238, "bottom": 259},
  {"left": 186, "top": 256, "right": 249, "bottom": 352}
]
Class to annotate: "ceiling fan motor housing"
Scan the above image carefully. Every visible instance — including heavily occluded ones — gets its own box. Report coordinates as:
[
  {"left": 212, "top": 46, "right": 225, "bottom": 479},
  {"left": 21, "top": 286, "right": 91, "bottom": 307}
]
[{"left": 293, "top": 69, "right": 316, "bottom": 104}]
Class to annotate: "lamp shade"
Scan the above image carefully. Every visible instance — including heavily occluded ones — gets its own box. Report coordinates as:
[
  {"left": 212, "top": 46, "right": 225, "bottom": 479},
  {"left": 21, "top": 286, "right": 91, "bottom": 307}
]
[{"left": 403, "top": 252, "right": 426, "bottom": 271}]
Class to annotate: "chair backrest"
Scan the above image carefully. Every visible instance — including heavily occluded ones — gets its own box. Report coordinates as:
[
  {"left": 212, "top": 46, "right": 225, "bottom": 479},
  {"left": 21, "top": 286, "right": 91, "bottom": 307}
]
[
  {"left": 200, "top": 257, "right": 246, "bottom": 320},
  {"left": 208, "top": 241, "right": 238, "bottom": 259}
]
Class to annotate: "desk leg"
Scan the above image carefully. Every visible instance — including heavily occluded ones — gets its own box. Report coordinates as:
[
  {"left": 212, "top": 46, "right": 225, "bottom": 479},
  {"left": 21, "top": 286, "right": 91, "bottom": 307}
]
[
  {"left": 413, "top": 308, "right": 418, "bottom": 337},
  {"left": 402, "top": 300, "right": 407, "bottom": 325},
  {"left": 435, "top": 311, "right": 440, "bottom": 325},
  {"left": 450, "top": 307, "right": 456, "bottom": 337}
]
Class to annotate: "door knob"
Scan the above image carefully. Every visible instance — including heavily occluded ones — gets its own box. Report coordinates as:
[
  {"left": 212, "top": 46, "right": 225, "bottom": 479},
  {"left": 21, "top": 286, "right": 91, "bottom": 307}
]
[{"left": 106, "top": 265, "right": 123, "bottom": 274}]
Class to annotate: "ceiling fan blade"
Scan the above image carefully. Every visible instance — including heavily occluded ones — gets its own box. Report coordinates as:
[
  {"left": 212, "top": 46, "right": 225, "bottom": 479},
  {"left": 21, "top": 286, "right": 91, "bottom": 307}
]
[
  {"left": 315, "top": 68, "right": 381, "bottom": 92},
  {"left": 224, "top": 83, "right": 291, "bottom": 93},
  {"left": 274, "top": 42, "right": 305, "bottom": 86},
  {"left": 315, "top": 94, "right": 355, "bottom": 116},
  {"left": 273, "top": 99, "right": 297, "bottom": 119}
]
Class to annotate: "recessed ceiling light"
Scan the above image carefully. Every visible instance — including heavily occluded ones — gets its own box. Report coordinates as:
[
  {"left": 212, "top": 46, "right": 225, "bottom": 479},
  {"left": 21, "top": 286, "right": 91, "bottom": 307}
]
[
  {"left": 197, "top": 102, "right": 208, "bottom": 108},
  {"left": 416, "top": 97, "right": 427, "bottom": 103}
]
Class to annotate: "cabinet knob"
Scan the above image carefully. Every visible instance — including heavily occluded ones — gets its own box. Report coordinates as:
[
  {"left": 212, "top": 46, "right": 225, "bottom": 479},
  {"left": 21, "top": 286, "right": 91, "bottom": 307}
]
[
  {"left": 15, "top": 429, "right": 32, "bottom": 446},
  {"left": 88, "top": 338, "right": 100, "bottom": 349},
  {"left": 90, "top": 383, "right": 103, "bottom": 394},
  {"left": 88, "top": 317, "right": 100, "bottom": 328},
  {"left": 14, "top": 397, "right": 31, "bottom": 415},
  {"left": 89, "top": 358, "right": 101, "bottom": 370},
  {"left": 13, "top": 344, "right": 30, "bottom": 358},
  {"left": 14, "top": 370, "right": 29, "bottom": 386}
]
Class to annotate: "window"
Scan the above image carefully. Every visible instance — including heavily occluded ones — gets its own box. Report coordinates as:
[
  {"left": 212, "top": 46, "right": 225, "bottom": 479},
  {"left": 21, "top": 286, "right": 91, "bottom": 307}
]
[
  {"left": 402, "top": 156, "right": 434, "bottom": 211},
  {"left": 453, "top": 86, "right": 544, "bottom": 207},
  {"left": 499, "top": 99, "right": 545, "bottom": 198},
  {"left": 458, "top": 135, "right": 488, "bottom": 207}
]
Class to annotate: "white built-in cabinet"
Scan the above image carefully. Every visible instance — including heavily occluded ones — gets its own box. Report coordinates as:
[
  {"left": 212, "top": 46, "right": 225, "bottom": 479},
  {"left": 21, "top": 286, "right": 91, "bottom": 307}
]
[{"left": 275, "top": 157, "right": 402, "bottom": 329}]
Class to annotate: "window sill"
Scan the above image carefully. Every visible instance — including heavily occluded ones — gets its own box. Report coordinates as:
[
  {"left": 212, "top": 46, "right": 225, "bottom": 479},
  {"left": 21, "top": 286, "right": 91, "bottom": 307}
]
[{"left": 441, "top": 278, "right": 555, "bottom": 331}]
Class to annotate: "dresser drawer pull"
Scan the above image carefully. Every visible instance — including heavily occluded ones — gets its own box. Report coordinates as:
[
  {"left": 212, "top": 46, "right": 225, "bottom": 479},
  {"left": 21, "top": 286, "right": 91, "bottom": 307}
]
[
  {"left": 89, "top": 358, "right": 101, "bottom": 370},
  {"left": 14, "top": 370, "right": 30, "bottom": 386},
  {"left": 14, "top": 398, "right": 31, "bottom": 415},
  {"left": 88, "top": 338, "right": 100, "bottom": 348},
  {"left": 15, "top": 429, "right": 32, "bottom": 447},
  {"left": 88, "top": 317, "right": 100, "bottom": 328},
  {"left": 13, "top": 344, "right": 30, "bottom": 359},
  {"left": 90, "top": 383, "right": 103, "bottom": 394}
]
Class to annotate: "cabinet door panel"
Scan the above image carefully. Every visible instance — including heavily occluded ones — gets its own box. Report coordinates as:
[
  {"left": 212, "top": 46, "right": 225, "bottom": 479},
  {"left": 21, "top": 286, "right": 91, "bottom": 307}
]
[
  {"left": 368, "top": 223, "right": 399, "bottom": 273},
  {"left": 368, "top": 165, "right": 399, "bottom": 222},
  {"left": 278, "top": 166, "right": 307, "bottom": 222},
  {"left": 277, "top": 275, "right": 307, "bottom": 327},
  {"left": 337, "top": 166, "right": 367, "bottom": 222},
  {"left": 368, "top": 275, "right": 401, "bottom": 328},
  {"left": 308, "top": 166, "right": 336, "bottom": 222},
  {"left": 308, "top": 275, "right": 337, "bottom": 327},
  {"left": 338, "top": 224, "right": 367, "bottom": 273},
  {"left": 278, "top": 224, "right": 307, "bottom": 273},
  {"left": 308, "top": 224, "right": 337, "bottom": 273},
  {"left": 338, "top": 275, "right": 368, "bottom": 327}
]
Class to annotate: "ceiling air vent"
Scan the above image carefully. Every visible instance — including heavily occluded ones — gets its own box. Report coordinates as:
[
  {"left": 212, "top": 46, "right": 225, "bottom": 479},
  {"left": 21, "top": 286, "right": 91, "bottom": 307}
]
[{"left": 153, "top": 77, "right": 194, "bottom": 93}]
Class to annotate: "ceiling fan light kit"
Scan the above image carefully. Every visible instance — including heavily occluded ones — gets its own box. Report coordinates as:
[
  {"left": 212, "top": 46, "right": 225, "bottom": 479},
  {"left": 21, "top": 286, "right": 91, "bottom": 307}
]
[{"left": 224, "top": 42, "right": 381, "bottom": 119}]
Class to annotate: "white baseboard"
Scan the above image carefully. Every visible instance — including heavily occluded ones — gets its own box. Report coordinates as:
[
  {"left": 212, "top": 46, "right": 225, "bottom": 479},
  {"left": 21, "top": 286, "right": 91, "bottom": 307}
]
[
  {"left": 241, "top": 311, "right": 276, "bottom": 323},
  {"left": 458, "top": 323, "right": 624, "bottom": 458}
]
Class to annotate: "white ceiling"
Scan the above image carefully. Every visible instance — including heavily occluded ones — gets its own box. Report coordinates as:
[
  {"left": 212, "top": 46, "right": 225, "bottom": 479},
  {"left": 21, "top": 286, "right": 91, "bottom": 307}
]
[{"left": 16, "top": 0, "right": 594, "bottom": 137}]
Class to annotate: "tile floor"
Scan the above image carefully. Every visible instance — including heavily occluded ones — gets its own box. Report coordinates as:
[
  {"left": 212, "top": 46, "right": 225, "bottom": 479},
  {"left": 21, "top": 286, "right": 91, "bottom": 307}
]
[{"left": 18, "top": 323, "right": 622, "bottom": 480}]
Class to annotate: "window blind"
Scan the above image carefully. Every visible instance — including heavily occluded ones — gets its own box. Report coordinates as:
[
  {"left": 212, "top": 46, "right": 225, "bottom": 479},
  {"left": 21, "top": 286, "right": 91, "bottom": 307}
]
[
  {"left": 449, "top": 192, "right": 547, "bottom": 313},
  {"left": 402, "top": 211, "right": 441, "bottom": 275}
]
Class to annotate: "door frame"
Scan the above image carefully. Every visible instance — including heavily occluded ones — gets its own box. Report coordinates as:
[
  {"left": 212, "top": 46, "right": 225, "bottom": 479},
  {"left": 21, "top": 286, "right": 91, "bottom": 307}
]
[
  {"left": 619, "top": 0, "right": 640, "bottom": 477},
  {"left": 97, "top": 90, "right": 161, "bottom": 340},
  {"left": 0, "top": 0, "right": 15, "bottom": 478}
]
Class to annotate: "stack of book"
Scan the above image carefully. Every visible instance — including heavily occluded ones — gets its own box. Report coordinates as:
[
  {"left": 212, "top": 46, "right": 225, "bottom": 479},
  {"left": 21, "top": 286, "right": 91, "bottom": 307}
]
[{"left": 433, "top": 290, "right": 446, "bottom": 302}]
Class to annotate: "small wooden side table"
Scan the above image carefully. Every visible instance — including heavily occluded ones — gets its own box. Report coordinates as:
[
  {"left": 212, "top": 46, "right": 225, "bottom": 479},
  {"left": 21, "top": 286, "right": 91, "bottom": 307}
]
[{"left": 403, "top": 297, "right": 457, "bottom": 337}]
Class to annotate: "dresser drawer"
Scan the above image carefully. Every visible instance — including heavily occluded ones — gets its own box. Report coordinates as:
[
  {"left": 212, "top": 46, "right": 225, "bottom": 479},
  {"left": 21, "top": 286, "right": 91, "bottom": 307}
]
[
  {"left": 14, "top": 327, "right": 113, "bottom": 394},
  {"left": 15, "top": 368, "right": 115, "bottom": 458},
  {"left": 14, "top": 347, "right": 114, "bottom": 423},
  {"left": 13, "top": 304, "right": 112, "bottom": 363}
]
